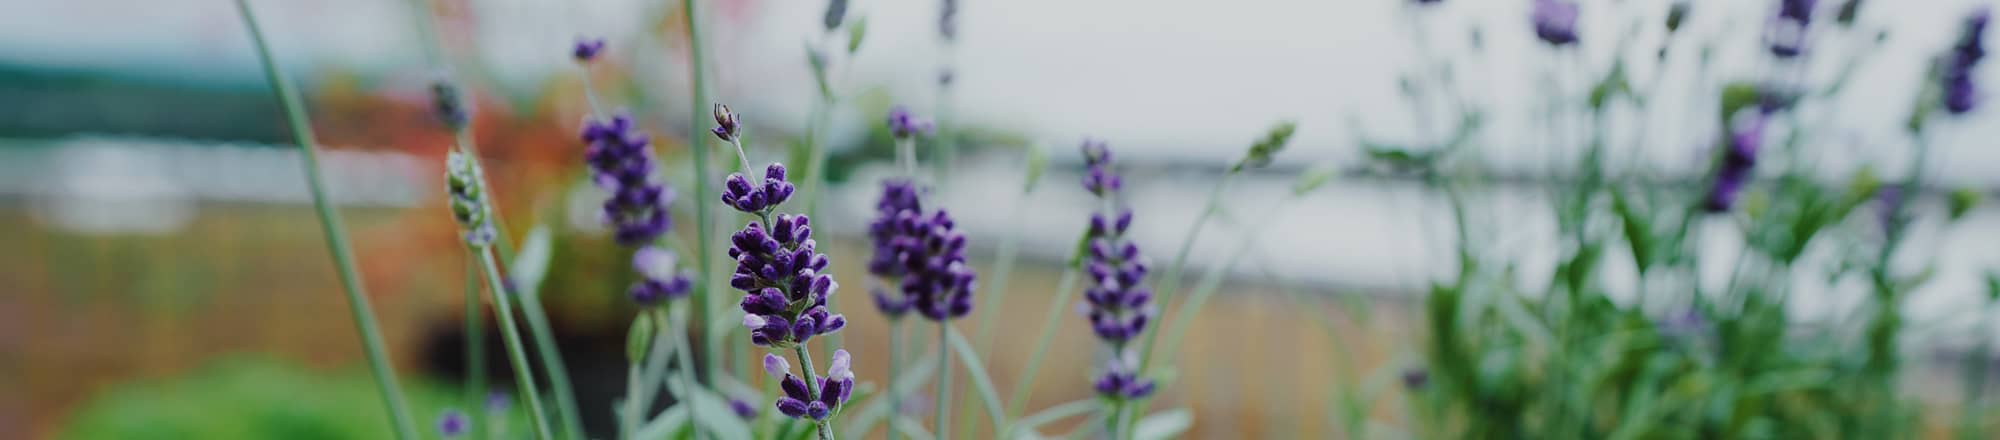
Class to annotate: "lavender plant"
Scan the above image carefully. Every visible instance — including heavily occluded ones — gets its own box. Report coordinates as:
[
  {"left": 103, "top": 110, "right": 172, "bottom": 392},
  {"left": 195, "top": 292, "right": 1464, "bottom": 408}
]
[
  {"left": 1372, "top": 1, "right": 2000, "bottom": 438},
  {"left": 1074, "top": 140, "right": 1155, "bottom": 439},
  {"left": 448, "top": 152, "right": 555, "bottom": 440},
  {"left": 714, "top": 103, "right": 852, "bottom": 440}
]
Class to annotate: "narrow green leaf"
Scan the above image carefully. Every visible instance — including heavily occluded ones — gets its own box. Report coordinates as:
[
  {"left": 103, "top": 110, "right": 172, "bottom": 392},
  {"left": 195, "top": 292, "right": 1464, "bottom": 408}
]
[
  {"left": 509, "top": 225, "right": 554, "bottom": 297},
  {"left": 1131, "top": 408, "right": 1193, "bottom": 440},
  {"left": 947, "top": 328, "right": 1008, "bottom": 436}
]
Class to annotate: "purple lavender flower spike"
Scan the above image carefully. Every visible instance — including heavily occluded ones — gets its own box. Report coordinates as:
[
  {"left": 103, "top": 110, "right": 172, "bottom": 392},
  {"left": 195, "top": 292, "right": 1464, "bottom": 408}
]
[
  {"left": 437, "top": 409, "right": 469, "bottom": 438},
  {"left": 1076, "top": 139, "right": 1158, "bottom": 401},
  {"left": 727, "top": 199, "right": 842, "bottom": 347},
  {"left": 1943, "top": 7, "right": 1990, "bottom": 115},
  {"left": 1766, "top": 0, "right": 1819, "bottom": 58},
  {"left": 573, "top": 38, "right": 606, "bottom": 62},
  {"left": 1532, "top": 0, "right": 1579, "bottom": 47},
  {"left": 582, "top": 114, "right": 675, "bottom": 247},
  {"left": 1704, "top": 112, "right": 1765, "bottom": 213}
]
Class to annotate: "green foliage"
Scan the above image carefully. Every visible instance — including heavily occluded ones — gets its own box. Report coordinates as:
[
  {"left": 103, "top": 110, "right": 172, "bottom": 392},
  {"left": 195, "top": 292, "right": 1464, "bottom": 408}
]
[{"left": 61, "top": 358, "right": 523, "bottom": 440}]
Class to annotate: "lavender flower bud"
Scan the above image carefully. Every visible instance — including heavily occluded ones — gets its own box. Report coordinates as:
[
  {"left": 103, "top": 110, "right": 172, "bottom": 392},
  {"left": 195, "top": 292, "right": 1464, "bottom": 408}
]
[
  {"left": 824, "top": 0, "right": 848, "bottom": 32},
  {"left": 712, "top": 103, "right": 741, "bottom": 142},
  {"left": 886, "top": 106, "right": 935, "bottom": 140},
  {"left": 764, "top": 353, "right": 791, "bottom": 379},
  {"left": 1076, "top": 139, "right": 1161, "bottom": 400},
  {"left": 573, "top": 38, "right": 606, "bottom": 62},
  {"left": 1667, "top": 2, "right": 1690, "bottom": 33},
  {"left": 1532, "top": 0, "right": 1580, "bottom": 47},
  {"left": 430, "top": 77, "right": 470, "bottom": 130},
  {"left": 1235, "top": 121, "right": 1297, "bottom": 171},
  {"left": 446, "top": 151, "right": 495, "bottom": 247},
  {"left": 437, "top": 409, "right": 469, "bottom": 438}
]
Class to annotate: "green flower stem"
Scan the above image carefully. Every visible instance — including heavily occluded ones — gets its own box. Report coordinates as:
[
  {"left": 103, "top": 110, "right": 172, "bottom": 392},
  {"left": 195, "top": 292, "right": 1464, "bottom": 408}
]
[
  {"left": 793, "top": 345, "right": 836, "bottom": 440},
  {"left": 464, "top": 258, "right": 488, "bottom": 438},
  {"left": 1005, "top": 265, "right": 1083, "bottom": 419},
  {"left": 885, "top": 319, "right": 905, "bottom": 440},
  {"left": 655, "top": 307, "right": 706, "bottom": 440},
  {"left": 477, "top": 247, "right": 555, "bottom": 440},
  {"left": 516, "top": 285, "right": 584, "bottom": 440},
  {"left": 682, "top": 0, "right": 723, "bottom": 395},
  {"left": 958, "top": 169, "right": 1033, "bottom": 440},
  {"left": 1134, "top": 172, "right": 1234, "bottom": 372},
  {"left": 934, "top": 322, "right": 953, "bottom": 440},
  {"left": 234, "top": 1, "right": 417, "bottom": 438}
]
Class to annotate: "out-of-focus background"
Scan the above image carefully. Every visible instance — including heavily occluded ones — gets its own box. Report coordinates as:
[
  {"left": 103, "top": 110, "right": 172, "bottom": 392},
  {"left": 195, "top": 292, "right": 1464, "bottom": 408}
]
[{"left": 8, "top": 0, "right": 2000, "bottom": 438}]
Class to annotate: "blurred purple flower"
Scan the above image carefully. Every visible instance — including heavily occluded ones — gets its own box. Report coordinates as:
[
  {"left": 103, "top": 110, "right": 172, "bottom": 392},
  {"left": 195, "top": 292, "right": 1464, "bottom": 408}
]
[
  {"left": 437, "top": 409, "right": 469, "bottom": 438},
  {"left": 867, "top": 178, "right": 924, "bottom": 319},
  {"left": 1704, "top": 113, "right": 1765, "bottom": 213},
  {"left": 1532, "top": 0, "right": 1579, "bottom": 47},
  {"left": 628, "top": 245, "right": 693, "bottom": 305},
  {"left": 1944, "top": 7, "right": 1990, "bottom": 115},
  {"left": 730, "top": 398, "right": 760, "bottom": 419},
  {"left": 581, "top": 114, "right": 674, "bottom": 246},
  {"left": 573, "top": 38, "right": 606, "bottom": 62}
]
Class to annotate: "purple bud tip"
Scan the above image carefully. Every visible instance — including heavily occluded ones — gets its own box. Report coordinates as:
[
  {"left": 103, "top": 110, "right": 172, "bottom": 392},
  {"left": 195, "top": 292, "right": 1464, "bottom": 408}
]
[{"left": 573, "top": 38, "right": 607, "bottom": 62}]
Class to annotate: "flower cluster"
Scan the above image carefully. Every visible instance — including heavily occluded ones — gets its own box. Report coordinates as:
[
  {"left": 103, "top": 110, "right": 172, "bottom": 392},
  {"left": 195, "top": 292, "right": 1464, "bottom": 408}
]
[
  {"left": 722, "top": 164, "right": 797, "bottom": 214},
  {"left": 1944, "top": 7, "right": 1990, "bottom": 115},
  {"left": 1077, "top": 140, "right": 1155, "bottom": 400},
  {"left": 1532, "top": 0, "right": 1579, "bottom": 47},
  {"left": 1767, "top": 0, "right": 1816, "bottom": 58},
  {"left": 446, "top": 151, "right": 496, "bottom": 247},
  {"left": 582, "top": 114, "right": 675, "bottom": 246},
  {"left": 884, "top": 208, "right": 976, "bottom": 321},
  {"left": 629, "top": 245, "right": 693, "bottom": 306},
  {"left": 763, "top": 351, "right": 855, "bottom": 420},
  {"left": 1704, "top": 112, "right": 1765, "bottom": 213},
  {"left": 733, "top": 212, "right": 846, "bottom": 347},
  {"left": 866, "top": 178, "right": 923, "bottom": 318}
]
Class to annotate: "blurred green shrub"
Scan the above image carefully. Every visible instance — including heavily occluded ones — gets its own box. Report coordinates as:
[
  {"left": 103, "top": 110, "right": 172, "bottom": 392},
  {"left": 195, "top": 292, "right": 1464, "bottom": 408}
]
[{"left": 60, "top": 358, "right": 517, "bottom": 440}]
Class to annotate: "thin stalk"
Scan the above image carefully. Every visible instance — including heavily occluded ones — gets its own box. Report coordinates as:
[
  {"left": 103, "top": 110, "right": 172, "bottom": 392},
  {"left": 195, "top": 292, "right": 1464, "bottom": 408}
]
[
  {"left": 886, "top": 320, "right": 905, "bottom": 440},
  {"left": 477, "top": 248, "right": 555, "bottom": 440},
  {"left": 1005, "top": 266, "right": 1083, "bottom": 418},
  {"left": 464, "top": 258, "right": 488, "bottom": 439},
  {"left": 515, "top": 285, "right": 585, "bottom": 440},
  {"left": 234, "top": 1, "right": 417, "bottom": 438},
  {"left": 934, "top": 322, "right": 953, "bottom": 440},
  {"left": 793, "top": 345, "right": 837, "bottom": 440},
  {"left": 657, "top": 307, "right": 706, "bottom": 440},
  {"left": 682, "top": 0, "right": 722, "bottom": 394},
  {"left": 956, "top": 156, "right": 1034, "bottom": 440},
  {"left": 1134, "top": 174, "right": 1232, "bottom": 372},
  {"left": 408, "top": 0, "right": 581, "bottom": 434}
]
